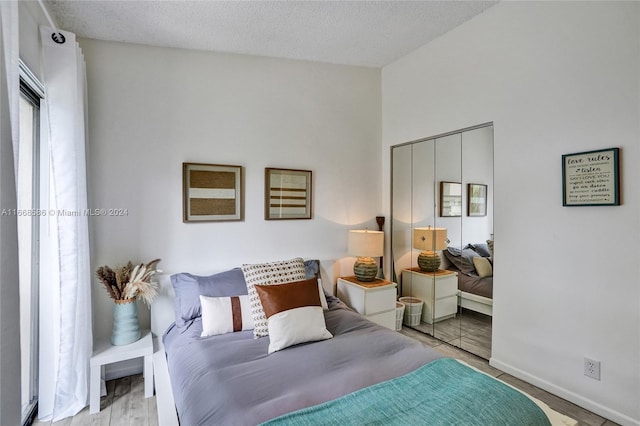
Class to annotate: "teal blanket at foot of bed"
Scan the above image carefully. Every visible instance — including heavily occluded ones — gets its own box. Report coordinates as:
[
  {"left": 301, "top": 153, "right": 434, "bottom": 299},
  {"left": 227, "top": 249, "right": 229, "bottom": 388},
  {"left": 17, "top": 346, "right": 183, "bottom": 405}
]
[{"left": 263, "top": 358, "right": 551, "bottom": 426}]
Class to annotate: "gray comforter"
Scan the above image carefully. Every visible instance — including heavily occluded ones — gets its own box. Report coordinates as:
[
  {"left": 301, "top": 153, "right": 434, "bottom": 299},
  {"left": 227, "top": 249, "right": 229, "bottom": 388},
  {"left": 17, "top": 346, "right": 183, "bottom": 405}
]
[
  {"left": 163, "top": 300, "right": 443, "bottom": 425},
  {"left": 457, "top": 271, "right": 493, "bottom": 299}
]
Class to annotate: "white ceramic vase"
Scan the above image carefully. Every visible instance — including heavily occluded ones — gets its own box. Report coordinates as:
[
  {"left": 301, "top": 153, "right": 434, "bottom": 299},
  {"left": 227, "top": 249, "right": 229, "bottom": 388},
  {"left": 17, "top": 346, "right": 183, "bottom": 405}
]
[{"left": 111, "top": 299, "right": 141, "bottom": 346}]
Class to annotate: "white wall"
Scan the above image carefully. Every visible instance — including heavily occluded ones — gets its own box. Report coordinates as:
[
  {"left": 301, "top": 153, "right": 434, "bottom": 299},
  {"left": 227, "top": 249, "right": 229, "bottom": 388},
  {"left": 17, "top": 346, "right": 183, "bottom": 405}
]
[
  {"left": 80, "top": 39, "right": 382, "bottom": 350},
  {"left": 382, "top": 2, "right": 639, "bottom": 425},
  {"left": 18, "top": 1, "right": 44, "bottom": 81}
]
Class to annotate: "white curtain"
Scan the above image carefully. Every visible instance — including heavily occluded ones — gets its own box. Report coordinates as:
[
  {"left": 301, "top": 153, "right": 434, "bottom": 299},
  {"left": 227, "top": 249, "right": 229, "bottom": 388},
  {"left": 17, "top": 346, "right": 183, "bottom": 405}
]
[
  {"left": 0, "top": 2, "right": 23, "bottom": 425},
  {"left": 38, "top": 26, "right": 93, "bottom": 422},
  {"left": 1, "top": 0, "right": 18, "bottom": 173}
]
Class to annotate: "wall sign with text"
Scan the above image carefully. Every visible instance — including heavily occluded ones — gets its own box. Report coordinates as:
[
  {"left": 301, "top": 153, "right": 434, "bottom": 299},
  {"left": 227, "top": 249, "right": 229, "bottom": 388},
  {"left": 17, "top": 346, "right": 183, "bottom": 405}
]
[{"left": 562, "top": 148, "right": 620, "bottom": 206}]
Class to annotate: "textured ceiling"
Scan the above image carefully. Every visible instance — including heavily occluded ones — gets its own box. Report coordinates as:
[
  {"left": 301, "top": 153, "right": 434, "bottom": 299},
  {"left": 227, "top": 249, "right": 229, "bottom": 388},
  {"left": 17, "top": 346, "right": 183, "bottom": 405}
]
[{"left": 46, "top": 1, "right": 497, "bottom": 68}]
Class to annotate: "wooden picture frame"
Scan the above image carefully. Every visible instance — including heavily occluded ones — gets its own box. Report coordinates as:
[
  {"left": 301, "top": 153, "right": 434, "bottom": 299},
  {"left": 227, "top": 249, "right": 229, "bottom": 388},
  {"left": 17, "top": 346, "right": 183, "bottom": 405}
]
[
  {"left": 562, "top": 147, "right": 620, "bottom": 206},
  {"left": 467, "top": 183, "right": 487, "bottom": 217},
  {"left": 183, "top": 163, "right": 242, "bottom": 222},
  {"left": 265, "top": 168, "right": 312, "bottom": 220},
  {"left": 439, "top": 181, "right": 462, "bottom": 217}
]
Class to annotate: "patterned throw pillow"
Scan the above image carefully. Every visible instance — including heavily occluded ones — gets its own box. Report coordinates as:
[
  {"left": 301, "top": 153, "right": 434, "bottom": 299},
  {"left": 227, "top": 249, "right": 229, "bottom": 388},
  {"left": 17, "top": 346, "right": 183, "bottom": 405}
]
[
  {"left": 486, "top": 239, "right": 494, "bottom": 260},
  {"left": 242, "top": 257, "right": 306, "bottom": 338}
]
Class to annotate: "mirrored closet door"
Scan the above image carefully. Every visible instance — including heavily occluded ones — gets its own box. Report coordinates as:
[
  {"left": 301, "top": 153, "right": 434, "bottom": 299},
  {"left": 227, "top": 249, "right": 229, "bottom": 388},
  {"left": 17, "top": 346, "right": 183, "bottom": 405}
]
[{"left": 391, "top": 124, "right": 493, "bottom": 360}]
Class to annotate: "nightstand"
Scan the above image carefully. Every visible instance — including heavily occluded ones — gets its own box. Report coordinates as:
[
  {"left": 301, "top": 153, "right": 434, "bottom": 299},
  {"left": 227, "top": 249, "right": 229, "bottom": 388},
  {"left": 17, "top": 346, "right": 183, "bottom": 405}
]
[
  {"left": 90, "top": 329, "right": 153, "bottom": 414},
  {"left": 401, "top": 269, "right": 458, "bottom": 324},
  {"left": 337, "top": 276, "right": 397, "bottom": 330}
]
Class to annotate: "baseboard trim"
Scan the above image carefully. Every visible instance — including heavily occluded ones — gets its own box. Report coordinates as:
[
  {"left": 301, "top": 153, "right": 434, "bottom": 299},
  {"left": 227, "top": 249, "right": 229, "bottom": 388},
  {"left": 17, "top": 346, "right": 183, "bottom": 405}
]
[{"left": 489, "top": 357, "right": 639, "bottom": 426}]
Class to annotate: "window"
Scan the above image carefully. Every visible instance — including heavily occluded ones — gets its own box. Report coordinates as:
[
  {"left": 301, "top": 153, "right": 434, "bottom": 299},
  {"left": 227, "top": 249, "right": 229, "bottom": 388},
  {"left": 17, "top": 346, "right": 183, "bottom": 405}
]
[{"left": 18, "top": 70, "right": 42, "bottom": 426}]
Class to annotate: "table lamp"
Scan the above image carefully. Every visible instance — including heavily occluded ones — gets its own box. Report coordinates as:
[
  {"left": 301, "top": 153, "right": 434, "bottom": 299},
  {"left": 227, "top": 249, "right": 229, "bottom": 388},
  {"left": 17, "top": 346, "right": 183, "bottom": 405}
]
[
  {"left": 348, "top": 230, "right": 384, "bottom": 282},
  {"left": 413, "top": 227, "right": 448, "bottom": 272}
]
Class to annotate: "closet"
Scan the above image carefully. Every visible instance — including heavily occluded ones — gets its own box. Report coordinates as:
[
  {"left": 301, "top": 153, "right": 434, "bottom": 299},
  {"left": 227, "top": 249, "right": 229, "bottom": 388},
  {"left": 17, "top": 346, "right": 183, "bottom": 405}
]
[{"left": 391, "top": 123, "right": 494, "bottom": 359}]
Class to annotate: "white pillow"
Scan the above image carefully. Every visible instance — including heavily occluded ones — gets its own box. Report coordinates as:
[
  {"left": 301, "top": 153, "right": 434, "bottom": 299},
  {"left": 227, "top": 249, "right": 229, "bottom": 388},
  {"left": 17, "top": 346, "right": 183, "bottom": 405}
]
[
  {"left": 267, "top": 306, "right": 333, "bottom": 354},
  {"left": 199, "top": 295, "right": 254, "bottom": 337},
  {"left": 472, "top": 257, "right": 493, "bottom": 277}
]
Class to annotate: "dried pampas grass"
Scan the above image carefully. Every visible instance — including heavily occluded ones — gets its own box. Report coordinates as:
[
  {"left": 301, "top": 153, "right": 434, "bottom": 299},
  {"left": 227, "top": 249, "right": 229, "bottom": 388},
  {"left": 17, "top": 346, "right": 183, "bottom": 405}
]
[{"left": 96, "top": 259, "right": 161, "bottom": 306}]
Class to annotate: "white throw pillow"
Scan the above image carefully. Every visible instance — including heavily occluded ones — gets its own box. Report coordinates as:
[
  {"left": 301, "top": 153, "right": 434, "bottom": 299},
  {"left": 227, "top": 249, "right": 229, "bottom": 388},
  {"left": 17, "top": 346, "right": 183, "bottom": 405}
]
[
  {"left": 267, "top": 306, "right": 333, "bottom": 354},
  {"left": 472, "top": 257, "right": 493, "bottom": 277},
  {"left": 199, "top": 295, "right": 254, "bottom": 337}
]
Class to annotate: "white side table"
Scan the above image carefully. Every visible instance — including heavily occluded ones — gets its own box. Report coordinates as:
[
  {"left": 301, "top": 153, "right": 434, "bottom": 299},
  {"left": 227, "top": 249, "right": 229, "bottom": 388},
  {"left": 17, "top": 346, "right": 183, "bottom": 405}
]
[
  {"left": 337, "top": 276, "right": 397, "bottom": 330},
  {"left": 401, "top": 269, "right": 458, "bottom": 324},
  {"left": 90, "top": 329, "right": 153, "bottom": 414}
]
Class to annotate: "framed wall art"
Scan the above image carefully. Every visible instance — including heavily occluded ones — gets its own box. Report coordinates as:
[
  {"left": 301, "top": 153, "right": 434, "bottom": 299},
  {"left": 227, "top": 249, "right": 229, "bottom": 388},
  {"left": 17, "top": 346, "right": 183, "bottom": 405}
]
[
  {"left": 562, "top": 147, "right": 620, "bottom": 206},
  {"left": 440, "top": 181, "right": 462, "bottom": 217},
  {"left": 467, "top": 183, "right": 487, "bottom": 217},
  {"left": 265, "top": 168, "right": 312, "bottom": 220},
  {"left": 183, "top": 163, "right": 243, "bottom": 222}
]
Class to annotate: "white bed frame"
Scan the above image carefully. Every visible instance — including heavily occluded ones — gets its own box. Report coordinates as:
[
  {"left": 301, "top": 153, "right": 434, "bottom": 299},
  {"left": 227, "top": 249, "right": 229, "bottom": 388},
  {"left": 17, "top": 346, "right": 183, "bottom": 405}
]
[
  {"left": 149, "top": 276, "right": 492, "bottom": 426},
  {"left": 458, "top": 291, "right": 493, "bottom": 316},
  {"left": 150, "top": 274, "right": 179, "bottom": 426}
]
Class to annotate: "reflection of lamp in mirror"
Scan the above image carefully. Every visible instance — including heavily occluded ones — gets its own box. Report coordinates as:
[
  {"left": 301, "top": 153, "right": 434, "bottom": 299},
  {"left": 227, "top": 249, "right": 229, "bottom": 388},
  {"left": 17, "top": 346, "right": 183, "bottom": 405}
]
[
  {"left": 413, "top": 227, "right": 448, "bottom": 272},
  {"left": 348, "top": 230, "right": 384, "bottom": 282}
]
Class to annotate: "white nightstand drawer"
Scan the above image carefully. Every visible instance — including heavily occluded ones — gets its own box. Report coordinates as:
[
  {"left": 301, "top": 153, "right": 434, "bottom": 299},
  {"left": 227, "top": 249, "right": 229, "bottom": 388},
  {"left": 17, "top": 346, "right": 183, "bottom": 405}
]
[
  {"left": 363, "top": 288, "right": 395, "bottom": 315},
  {"left": 337, "top": 277, "right": 397, "bottom": 330},
  {"left": 434, "top": 276, "right": 458, "bottom": 298},
  {"left": 434, "top": 296, "right": 457, "bottom": 320},
  {"left": 402, "top": 269, "right": 459, "bottom": 324}
]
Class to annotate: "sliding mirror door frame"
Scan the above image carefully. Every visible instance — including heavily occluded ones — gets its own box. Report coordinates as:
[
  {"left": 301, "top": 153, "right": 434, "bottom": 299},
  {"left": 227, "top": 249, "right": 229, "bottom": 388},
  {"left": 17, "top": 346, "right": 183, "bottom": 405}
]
[
  {"left": 432, "top": 133, "right": 462, "bottom": 346},
  {"left": 459, "top": 125, "right": 494, "bottom": 359},
  {"left": 391, "top": 122, "right": 494, "bottom": 359}
]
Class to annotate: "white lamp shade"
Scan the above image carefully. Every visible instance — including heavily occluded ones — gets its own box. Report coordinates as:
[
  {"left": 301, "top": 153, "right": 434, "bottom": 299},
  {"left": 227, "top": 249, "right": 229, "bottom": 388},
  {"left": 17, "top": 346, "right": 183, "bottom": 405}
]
[
  {"left": 348, "top": 230, "right": 384, "bottom": 257},
  {"left": 413, "top": 227, "right": 448, "bottom": 251}
]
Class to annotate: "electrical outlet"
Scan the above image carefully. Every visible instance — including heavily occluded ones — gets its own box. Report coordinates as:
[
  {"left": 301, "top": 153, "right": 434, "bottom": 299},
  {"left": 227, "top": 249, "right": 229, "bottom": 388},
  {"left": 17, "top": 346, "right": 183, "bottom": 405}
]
[{"left": 584, "top": 357, "right": 601, "bottom": 380}]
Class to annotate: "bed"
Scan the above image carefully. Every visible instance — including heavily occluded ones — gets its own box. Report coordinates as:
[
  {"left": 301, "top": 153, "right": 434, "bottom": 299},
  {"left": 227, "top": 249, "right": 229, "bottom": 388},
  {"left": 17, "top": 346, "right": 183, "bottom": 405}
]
[
  {"left": 442, "top": 244, "right": 494, "bottom": 316},
  {"left": 150, "top": 258, "right": 574, "bottom": 426}
]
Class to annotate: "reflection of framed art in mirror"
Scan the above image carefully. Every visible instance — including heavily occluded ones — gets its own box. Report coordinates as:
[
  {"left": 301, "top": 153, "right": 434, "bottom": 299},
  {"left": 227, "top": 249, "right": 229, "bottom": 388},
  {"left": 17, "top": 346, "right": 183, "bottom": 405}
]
[
  {"left": 440, "top": 181, "right": 462, "bottom": 217},
  {"left": 467, "top": 183, "right": 487, "bottom": 217}
]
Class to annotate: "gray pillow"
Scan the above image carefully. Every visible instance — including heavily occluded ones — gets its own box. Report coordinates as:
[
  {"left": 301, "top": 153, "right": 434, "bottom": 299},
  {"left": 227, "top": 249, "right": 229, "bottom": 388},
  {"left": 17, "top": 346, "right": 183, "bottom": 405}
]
[
  {"left": 170, "top": 268, "right": 248, "bottom": 328},
  {"left": 444, "top": 247, "right": 480, "bottom": 275},
  {"left": 304, "top": 259, "right": 320, "bottom": 279},
  {"left": 469, "top": 243, "right": 491, "bottom": 258},
  {"left": 447, "top": 246, "right": 463, "bottom": 257},
  {"left": 304, "top": 259, "right": 340, "bottom": 307}
]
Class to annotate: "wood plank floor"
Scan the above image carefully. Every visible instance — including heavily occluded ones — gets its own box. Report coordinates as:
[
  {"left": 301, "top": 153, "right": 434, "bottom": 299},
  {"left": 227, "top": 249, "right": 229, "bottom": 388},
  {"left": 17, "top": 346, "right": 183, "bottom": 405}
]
[
  {"left": 410, "top": 308, "right": 493, "bottom": 360},
  {"left": 32, "top": 375, "right": 158, "bottom": 426},
  {"left": 34, "top": 330, "right": 618, "bottom": 426}
]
